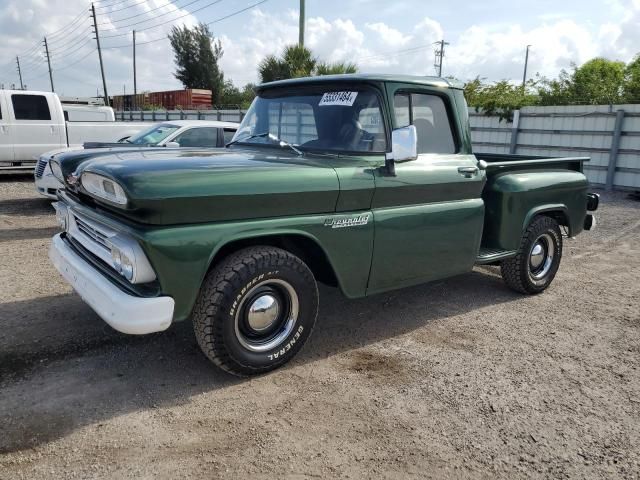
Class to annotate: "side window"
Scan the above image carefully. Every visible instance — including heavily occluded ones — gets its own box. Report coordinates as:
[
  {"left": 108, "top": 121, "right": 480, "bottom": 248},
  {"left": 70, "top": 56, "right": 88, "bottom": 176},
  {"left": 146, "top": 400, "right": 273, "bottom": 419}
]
[
  {"left": 174, "top": 128, "right": 218, "bottom": 147},
  {"left": 223, "top": 128, "right": 236, "bottom": 144},
  {"left": 11, "top": 94, "right": 52, "bottom": 120},
  {"left": 393, "top": 93, "right": 456, "bottom": 154},
  {"left": 268, "top": 102, "right": 318, "bottom": 145}
]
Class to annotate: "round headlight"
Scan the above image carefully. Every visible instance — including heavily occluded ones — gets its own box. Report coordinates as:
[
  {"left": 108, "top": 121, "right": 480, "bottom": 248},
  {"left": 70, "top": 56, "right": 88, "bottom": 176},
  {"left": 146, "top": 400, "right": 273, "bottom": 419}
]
[
  {"left": 50, "top": 160, "right": 64, "bottom": 182},
  {"left": 121, "top": 255, "right": 134, "bottom": 281}
]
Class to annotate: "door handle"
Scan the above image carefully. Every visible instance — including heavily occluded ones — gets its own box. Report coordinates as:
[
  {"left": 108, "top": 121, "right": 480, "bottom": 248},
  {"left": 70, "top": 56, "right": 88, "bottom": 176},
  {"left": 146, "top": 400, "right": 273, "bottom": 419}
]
[{"left": 458, "top": 166, "right": 478, "bottom": 178}]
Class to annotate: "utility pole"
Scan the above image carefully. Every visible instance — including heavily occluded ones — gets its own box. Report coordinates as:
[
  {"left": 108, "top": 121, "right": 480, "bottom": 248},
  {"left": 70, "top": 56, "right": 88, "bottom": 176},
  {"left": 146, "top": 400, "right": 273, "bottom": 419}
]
[
  {"left": 434, "top": 40, "right": 449, "bottom": 77},
  {"left": 298, "top": 0, "right": 305, "bottom": 46},
  {"left": 15, "top": 56, "right": 24, "bottom": 90},
  {"left": 91, "top": 3, "right": 109, "bottom": 106},
  {"left": 522, "top": 45, "right": 531, "bottom": 89},
  {"left": 133, "top": 30, "right": 137, "bottom": 109},
  {"left": 43, "top": 37, "right": 55, "bottom": 92}
]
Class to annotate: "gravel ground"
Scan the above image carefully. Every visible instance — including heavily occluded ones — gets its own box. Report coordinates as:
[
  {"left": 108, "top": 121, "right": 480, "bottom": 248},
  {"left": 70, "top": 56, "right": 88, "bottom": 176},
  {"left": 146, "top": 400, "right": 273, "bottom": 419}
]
[{"left": 0, "top": 176, "right": 639, "bottom": 479}]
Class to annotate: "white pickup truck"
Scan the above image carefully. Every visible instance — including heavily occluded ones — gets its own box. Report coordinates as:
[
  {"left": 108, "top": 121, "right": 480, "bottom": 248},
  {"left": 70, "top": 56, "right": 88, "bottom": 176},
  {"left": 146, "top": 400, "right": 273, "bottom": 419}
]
[{"left": 0, "top": 90, "right": 148, "bottom": 172}]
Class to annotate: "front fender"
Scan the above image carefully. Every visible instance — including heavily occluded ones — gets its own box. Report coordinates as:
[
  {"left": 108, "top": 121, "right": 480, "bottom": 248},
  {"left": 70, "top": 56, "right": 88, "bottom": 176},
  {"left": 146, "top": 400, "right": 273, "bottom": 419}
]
[{"left": 139, "top": 212, "right": 374, "bottom": 322}]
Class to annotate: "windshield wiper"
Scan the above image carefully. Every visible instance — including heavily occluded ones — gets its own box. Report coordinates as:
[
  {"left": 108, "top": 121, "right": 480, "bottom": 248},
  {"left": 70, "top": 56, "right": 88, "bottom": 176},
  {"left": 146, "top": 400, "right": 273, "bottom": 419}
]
[{"left": 226, "top": 132, "right": 303, "bottom": 156}]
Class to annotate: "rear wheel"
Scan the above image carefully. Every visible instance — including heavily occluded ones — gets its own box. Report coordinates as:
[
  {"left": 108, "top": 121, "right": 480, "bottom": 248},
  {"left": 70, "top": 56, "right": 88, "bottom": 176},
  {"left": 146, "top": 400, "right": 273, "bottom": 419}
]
[
  {"left": 500, "top": 216, "right": 563, "bottom": 294},
  {"left": 193, "top": 246, "right": 319, "bottom": 376}
]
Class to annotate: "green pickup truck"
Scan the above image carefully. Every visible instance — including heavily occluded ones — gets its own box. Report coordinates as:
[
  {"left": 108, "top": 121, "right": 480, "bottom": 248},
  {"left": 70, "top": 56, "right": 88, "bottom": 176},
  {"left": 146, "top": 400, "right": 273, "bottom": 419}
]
[{"left": 49, "top": 74, "right": 599, "bottom": 376}]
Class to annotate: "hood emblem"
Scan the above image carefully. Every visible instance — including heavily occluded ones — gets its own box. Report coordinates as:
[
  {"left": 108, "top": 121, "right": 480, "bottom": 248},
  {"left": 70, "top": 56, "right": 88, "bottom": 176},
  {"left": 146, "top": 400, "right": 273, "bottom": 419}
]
[{"left": 66, "top": 173, "right": 79, "bottom": 185}]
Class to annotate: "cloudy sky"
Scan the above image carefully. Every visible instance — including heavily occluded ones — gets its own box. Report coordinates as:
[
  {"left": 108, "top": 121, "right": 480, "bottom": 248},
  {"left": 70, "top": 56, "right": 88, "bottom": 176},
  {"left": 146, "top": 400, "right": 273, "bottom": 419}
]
[{"left": 0, "top": 0, "right": 638, "bottom": 97}]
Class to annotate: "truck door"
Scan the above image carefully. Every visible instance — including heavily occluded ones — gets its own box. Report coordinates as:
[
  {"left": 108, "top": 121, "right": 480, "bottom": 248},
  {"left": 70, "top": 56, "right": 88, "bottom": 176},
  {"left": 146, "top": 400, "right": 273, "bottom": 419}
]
[
  {"left": 9, "top": 93, "right": 64, "bottom": 161},
  {"left": 0, "top": 94, "right": 14, "bottom": 162},
  {"left": 367, "top": 89, "right": 486, "bottom": 294}
]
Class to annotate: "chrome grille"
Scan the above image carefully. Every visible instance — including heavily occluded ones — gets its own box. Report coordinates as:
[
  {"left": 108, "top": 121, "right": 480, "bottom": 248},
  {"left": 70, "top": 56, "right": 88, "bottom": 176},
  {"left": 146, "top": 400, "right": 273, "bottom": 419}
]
[
  {"left": 35, "top": 158, "right": 48, "bottom": 178},
  {"left": 73, "top": 214, "right": 111, "bottom": 251}
]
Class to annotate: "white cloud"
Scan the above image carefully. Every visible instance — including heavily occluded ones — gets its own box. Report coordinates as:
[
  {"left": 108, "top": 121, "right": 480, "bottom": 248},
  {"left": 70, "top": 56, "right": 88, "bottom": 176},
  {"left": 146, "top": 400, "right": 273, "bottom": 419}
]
[{"left": 1, "top": 1, "right": 639, "bottom": 95}]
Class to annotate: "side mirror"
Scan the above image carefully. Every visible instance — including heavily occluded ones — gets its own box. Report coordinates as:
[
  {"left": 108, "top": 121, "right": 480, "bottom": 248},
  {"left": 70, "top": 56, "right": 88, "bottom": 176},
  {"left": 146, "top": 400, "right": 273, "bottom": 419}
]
[
  {"left": 384, "top": 125, "right": 417, "bottom": 175},
  {"left": 165, "top": 141, "right": 180, "bottom": 148}
]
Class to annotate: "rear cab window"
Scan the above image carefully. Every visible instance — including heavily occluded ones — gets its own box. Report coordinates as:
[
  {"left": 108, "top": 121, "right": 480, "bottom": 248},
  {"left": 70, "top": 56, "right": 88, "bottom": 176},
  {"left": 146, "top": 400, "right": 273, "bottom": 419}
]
[
  {"left": 11, "top": 94, "right": 52, "bottom": 120},
  {"left": 393, "top": 92, "right": 456, "bottom": 154}
]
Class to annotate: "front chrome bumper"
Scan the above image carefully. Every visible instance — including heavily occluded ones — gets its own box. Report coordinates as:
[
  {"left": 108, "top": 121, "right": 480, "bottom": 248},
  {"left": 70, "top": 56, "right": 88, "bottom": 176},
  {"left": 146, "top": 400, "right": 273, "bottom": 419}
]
[{"left": 49, "top": 234, "right": 174, "bottom": 335}]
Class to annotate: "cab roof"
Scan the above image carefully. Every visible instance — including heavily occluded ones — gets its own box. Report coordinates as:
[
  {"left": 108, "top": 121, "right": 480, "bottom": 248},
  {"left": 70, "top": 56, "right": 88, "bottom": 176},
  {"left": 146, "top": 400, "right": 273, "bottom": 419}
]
[{"left": 258, "top": 73, "right": 464, "bottom": 91}]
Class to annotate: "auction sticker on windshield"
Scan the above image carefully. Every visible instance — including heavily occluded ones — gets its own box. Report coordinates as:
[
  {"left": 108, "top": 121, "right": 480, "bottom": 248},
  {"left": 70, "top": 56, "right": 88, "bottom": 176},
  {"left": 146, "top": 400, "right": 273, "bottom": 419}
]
[{"left": 319, "top": 91, "right": 358, "bottom": 107}]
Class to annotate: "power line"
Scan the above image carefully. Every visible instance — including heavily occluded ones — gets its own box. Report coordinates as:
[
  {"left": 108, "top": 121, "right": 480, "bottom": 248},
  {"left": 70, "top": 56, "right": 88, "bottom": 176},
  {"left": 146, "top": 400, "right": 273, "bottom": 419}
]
[
  {"left": 101, "top": 0, "right": 225, "bottom": 38},
  {"left": 50, "top": 39, "right": 95, "bottom": 61},
  {"left": 97, "top": 0, "right": 157, "bottom": 14},
  {"left": 102, "top": 0, "right": 267, "bottom": 48},
  {"left": 99, "top": 0, "right": 184, "bottom": 24},
  {"left": 358, "top": 44, "right": 433, "bottom": 62},
  {"left": 46, "top": 8, "right": 91, "bottom": 40},
  {"left": 47, "top": 28, "right": 94, "bottom": 54},
  {"left": 56, "top": 49, "right": 98, "bottom": 72}
]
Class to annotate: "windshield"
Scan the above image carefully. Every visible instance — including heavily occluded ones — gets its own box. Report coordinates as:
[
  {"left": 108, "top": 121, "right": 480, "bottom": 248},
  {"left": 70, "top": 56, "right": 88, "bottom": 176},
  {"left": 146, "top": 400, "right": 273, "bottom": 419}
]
[
  {"left": 126, "top": 123, "right": 180, "bottom": 145},
  {"left": 231, "top": 87, "right": 387, "bottom": 153}
]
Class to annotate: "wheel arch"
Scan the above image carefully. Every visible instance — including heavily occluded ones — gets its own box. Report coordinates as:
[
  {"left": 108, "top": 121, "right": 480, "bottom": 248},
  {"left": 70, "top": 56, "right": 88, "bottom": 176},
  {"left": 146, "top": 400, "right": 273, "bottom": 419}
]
[
  {"left": 206, "top": 231, "right": 341, "bottom": 290},
  {"left": 523, "top": 204, "right": 571, "bottom": 236}
]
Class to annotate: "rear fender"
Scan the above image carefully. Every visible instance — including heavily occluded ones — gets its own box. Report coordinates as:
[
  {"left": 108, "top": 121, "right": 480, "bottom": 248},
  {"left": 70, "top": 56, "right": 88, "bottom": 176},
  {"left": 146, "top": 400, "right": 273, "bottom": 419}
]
[{"left": 523, "top": 204, "right": 570, "bottom": 235}]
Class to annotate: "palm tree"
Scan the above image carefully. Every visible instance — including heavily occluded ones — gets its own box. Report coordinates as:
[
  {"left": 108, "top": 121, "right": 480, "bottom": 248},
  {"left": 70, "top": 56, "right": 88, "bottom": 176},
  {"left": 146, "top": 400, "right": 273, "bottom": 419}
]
[
  {"left": 258, "top": 45, "right": 357, "bottom": 83},
  {"left": 316, "top": 61, "right": 358, "bottom": 76}
]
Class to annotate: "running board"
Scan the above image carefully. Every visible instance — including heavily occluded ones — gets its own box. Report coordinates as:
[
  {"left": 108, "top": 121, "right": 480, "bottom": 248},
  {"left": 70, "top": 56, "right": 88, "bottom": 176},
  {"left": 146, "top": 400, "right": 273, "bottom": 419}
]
[{"left": 475, "top": 248, "right": 517, "bottom": 265}]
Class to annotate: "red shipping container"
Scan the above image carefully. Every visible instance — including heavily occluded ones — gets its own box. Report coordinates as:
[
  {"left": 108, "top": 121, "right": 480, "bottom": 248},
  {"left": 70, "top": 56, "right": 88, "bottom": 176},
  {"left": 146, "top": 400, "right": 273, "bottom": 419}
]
[{"left": 112, "top": 89, "right": 213, "bottom": 110}]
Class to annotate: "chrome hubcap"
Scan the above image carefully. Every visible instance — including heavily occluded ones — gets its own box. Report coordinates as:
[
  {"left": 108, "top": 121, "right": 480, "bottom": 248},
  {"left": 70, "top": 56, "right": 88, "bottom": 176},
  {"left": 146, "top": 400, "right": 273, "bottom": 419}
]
[
  {"left": 528, "top": 233, "right": 555, "bottom": 283},
  {"left": 247, "top": 294, "right": 280, "bottom": 332},
  {"left": 234, "top": 279, "right": 299, "bottom": 353},
  {"left": 530, "top": 243, "right": 545, "bottom": 269}
]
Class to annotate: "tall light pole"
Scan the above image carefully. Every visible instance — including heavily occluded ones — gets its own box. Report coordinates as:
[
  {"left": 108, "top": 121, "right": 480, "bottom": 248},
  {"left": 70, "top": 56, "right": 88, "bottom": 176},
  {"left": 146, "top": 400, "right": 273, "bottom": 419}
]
[
  {"left": 522, "top": 45, "right": 531, "bottom": 89},
  {"left": 298, "top": 0, "right": 305, "bottom": 46}
]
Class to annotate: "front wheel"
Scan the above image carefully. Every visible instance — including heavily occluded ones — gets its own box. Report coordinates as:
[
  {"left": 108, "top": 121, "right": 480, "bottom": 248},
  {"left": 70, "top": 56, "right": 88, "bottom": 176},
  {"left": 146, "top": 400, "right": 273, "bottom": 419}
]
[
  {"left": 500, "top": 216, "right": 563, "bottom": 294},
  {"left": 193, "top": 246, "right": 319, "bottom": 376}
]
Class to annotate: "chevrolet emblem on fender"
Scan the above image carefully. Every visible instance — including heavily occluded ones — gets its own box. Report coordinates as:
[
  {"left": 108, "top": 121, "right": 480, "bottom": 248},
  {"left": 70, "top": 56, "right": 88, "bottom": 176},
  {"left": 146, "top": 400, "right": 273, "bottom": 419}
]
[{"left": 324, "top": 214, "right": 371, "bottom": 229}]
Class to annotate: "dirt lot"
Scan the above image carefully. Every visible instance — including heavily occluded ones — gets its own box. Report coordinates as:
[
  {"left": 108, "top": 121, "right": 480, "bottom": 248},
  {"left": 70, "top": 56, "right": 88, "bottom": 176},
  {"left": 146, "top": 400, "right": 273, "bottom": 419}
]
[{"left": 0, "top": 176, "right": 638, "bottom": 479}]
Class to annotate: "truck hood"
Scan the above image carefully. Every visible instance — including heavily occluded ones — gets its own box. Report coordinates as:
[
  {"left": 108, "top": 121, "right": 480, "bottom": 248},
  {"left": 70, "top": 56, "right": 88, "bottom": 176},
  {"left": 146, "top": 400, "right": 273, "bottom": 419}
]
[{"left": 63, "top": 147, "right": 340, "bottom": 225}]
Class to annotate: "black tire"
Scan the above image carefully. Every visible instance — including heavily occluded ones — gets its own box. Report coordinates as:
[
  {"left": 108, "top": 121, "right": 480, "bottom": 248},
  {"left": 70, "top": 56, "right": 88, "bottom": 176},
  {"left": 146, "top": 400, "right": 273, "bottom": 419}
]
[
  {"left": 193, "top": 246, "right": 319, "bottom": 376},
  {"left": 500, "top": 216, "right": 563, "bottom": 294}
]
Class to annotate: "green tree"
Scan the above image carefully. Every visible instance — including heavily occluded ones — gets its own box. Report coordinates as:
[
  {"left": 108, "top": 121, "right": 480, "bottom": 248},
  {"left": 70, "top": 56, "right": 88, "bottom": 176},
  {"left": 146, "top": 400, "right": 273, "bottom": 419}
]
[
  {"left": 571, "top": 58, "right": 626, "bottom": 104},
  {"left": 536, "top": 69, "right": 574, "bottom": 105},
  {"left": 168, "top": 23, "right": 225, "bottom": 104},
  {"left": 316, "top": 61, "right": 358, "bottom": 76},
  {"left": 464, "top": 76, "right": 539, "bottom": 121},
  {"left": 258, "top": 44, "right": 357, "bottom": 83},
  {"left": 624, "top": 55, "right": 640, "bottom": 102},
  {"left": 220, "top": 80, "right": 256, "bottom": 108}
]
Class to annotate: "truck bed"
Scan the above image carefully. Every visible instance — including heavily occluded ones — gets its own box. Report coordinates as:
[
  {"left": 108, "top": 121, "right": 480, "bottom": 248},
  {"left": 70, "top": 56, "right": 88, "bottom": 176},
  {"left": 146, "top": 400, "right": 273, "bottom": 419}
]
[
  {"left": 475, "top": 152, "right": 591, "bottom": 264},
  {"left": 476, "top": 152, "right": 589, "bottom": 174}
]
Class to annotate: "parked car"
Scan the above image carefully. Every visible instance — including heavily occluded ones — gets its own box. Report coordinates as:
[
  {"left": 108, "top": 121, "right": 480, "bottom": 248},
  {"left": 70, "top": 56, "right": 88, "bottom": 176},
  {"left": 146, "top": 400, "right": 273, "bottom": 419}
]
[
  {"left": 0, "top": 90, "right": 148, "bottom": 173},
  {"left": 49, "top": 74, "right": 599, "bottom": 377},
  {"left": 34, "top": 120, "right": 238, "bottom": 199}
]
